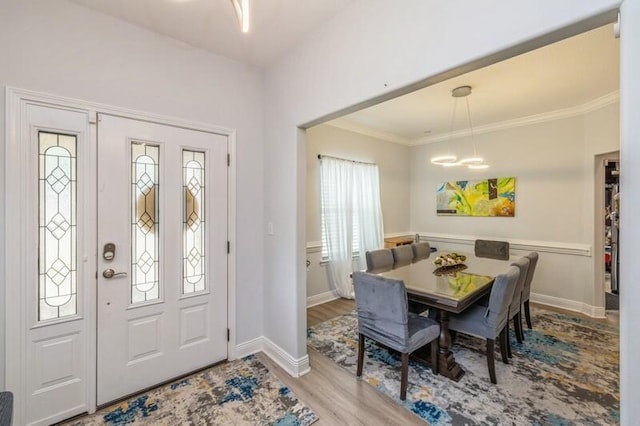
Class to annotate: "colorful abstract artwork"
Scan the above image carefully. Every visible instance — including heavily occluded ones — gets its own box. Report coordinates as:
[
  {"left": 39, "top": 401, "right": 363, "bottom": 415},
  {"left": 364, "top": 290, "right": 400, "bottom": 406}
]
[{"left": 436, "top": 177, "right": 515, "bottom": 217}]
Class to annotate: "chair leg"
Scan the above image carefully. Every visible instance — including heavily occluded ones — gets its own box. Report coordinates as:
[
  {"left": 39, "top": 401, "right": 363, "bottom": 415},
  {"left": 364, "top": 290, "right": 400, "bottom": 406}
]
[
  {"left": 524, "top": 300, "right": 533, "bottom": 329},
  {"left": 486, "top": 338, "right": 497, "bottom": 384},
  {"left": 505, "top": 321, "right": 513, "bottom": 358},
  {"left": 430, "top": 341, "right": 438, "bottom": 375},
  {"left": 400, "top": 352, "right": 409, "bottom": 400},
  {"left": 499, "top": 328, "right": 509, "bottom": 364},
  {"left": 357, "top": 333, "right": 365, "bottom": 377},
  {"left": 514, "top": 314, "right": 523, "bottom": 344},
  {"left": 517, "top": 311, "right": 525, "bottom": 341}
]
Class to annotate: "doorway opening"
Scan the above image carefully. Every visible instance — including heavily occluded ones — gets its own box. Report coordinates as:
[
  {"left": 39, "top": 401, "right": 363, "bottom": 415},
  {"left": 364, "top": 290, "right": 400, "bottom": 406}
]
[{"left": 604, "top": 159, "right": 620, "bottom": 310}]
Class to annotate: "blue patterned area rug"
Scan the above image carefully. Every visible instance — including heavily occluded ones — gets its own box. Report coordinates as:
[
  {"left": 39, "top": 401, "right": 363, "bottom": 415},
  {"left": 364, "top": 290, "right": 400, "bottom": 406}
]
[
  {"left": 307, "top": 308, "right": 619, "bottom": 425},
  {"left": 65, "top": 355, "right": 318, "bottom": 425}
]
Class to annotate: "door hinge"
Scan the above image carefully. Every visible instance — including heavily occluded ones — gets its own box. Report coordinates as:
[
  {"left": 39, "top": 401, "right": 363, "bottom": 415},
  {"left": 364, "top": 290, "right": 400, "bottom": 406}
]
[
  {"left": 227, "top": 241, "right": 230, "bottom": 254},
  {"left": 227, "top": 153, "right": 230, "bottom": 167},
  {"left": 227, "top": 328, "right": 230, "bottom": 342}
]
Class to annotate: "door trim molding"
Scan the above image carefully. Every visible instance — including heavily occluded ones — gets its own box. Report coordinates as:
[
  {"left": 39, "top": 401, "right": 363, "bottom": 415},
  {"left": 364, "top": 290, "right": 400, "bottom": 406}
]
[{"left": 4, "top": 86, "right": 237, "bottom": 424}]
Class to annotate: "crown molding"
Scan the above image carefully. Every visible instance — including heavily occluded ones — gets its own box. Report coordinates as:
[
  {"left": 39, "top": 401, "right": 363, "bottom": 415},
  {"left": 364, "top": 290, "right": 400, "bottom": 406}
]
[
  {"left": 325, "top": 118, "right": 412, "bottom": 146},
  {"left": 327, "top": 91, "right": 619, "bottom": 147},
  {"left": 411, "top": 90, "right": 620, "bottom": 145}
]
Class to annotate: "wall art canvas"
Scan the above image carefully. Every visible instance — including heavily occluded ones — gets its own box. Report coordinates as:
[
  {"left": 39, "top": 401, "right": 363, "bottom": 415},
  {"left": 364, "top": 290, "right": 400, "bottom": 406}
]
[{"left": 436, "top": 177, "right": 515, "bottom": 217}]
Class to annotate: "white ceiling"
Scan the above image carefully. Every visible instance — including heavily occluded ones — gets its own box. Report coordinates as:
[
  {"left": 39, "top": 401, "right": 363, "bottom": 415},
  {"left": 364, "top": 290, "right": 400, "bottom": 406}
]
[
  {"left": 69, "top": 0, "right": 355, "bottom": 67},
  {"left": 67, "top": 2, "right": 619, "bottom": 142},
  {"left": 329, "top": 24, "right": 620, "bottom": 145}
]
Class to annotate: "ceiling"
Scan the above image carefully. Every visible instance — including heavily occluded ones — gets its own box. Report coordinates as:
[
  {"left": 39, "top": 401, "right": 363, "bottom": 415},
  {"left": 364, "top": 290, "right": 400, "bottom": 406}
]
[
  {"left": 69, "top": 0, "right": 355, "bottom": 67},
  {"left": 329, "top": 24, "right": 620, "bottom": 145},
  {"left": 67, "top": 2, "right": 619, "bottom": 142}
]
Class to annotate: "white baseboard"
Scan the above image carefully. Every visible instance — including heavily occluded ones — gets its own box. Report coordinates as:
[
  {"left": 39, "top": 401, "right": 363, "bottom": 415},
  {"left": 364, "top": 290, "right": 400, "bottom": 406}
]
[
  {"left": 262, "top": 337, "right": 311, "bottom": 377},
  {"left": 232, "top": 337, "right": 311, "bottom": 377},
  {"left": 531, "top": 292, "right": 606, "bottom": 319},
  {"left": 307, "top": 290, "right": 340, "bottom": 307},
  {"left": 230, "top": 336, "right": 263, "bottom": 360}
]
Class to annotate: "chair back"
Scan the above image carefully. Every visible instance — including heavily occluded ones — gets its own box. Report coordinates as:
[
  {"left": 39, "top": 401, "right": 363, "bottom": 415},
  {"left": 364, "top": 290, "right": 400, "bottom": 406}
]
[
  {"left": 509, "top": 257, "right": 530, "bottom": 317},
  {"left": 365, "top": 248, "right": 394, "bottom": 273},
  {"left": 352, "top": 271, "right": 408, "bottom": 351},
  {"left": 412, "top": 241, "right": 431, "bottom": 261},
  {"left": 475, "top": 239, "right": 510, "bottom": 260},
  {"left": 522, "top": 252, "right": 539, "bottom": 302},
  {"left": 392, "top": 245, "right": 414, "bottom": 267},
  {"left": 485, "top": 266, "right": 520, "bottom": 334}
]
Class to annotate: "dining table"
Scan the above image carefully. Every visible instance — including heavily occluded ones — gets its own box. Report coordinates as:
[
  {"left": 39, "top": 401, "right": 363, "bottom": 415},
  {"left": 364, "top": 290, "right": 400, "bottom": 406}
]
[{"left": 378, "top": 251, "right": 518, "bottom": 381}]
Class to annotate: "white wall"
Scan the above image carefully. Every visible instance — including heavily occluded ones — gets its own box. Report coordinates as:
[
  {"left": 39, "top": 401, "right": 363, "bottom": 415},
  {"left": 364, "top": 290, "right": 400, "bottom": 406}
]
[
  {"left": 305, "top": 124, "right": 410, "bottom": 300},
  {"left": 620, "top": 1, "right": 640, "bottom": 422},
  {"left": 263, "top": 0, "right": 622, "bottom": 394},
  {"left": 0, "top": 0, "right": 265, "bottom": 387},
  {"left": 410, "top": 103, "right": 618, "bottom": 310}
]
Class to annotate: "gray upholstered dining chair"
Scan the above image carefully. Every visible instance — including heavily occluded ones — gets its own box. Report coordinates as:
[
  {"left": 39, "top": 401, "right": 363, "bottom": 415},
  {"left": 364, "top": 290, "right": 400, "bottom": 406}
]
[
  {"left": 412, "top": 241, "right": 431, "bottom": 261},
  {"left": 353, "top": 271, "right": 440, "bottom": 400},
  {"left": 507, "top": 257, "right": 530, "bottom": 349},
  {"left": 448, "top": 266, "right": 520, "bottom": 384},
  {"left": 0, "top": 391, "right": 12, "bottom": 426},
  {"left": 365, "top": 248, "right": 394, "bottom": 273},
  {"left": 521, "top": 252, "right": 539, "bottom": 330},
  {"left": 391, "top": 245, "right": 414, "bottom": 268},
  {"left": 474, "top": 239, "right": 510, "bottom": 260}
]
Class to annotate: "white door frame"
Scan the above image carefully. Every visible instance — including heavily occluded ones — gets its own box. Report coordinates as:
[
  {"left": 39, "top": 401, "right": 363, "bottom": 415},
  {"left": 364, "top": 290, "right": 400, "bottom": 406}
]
[{"left": 4, "top": 87, "right": 237, "bottom": 425}]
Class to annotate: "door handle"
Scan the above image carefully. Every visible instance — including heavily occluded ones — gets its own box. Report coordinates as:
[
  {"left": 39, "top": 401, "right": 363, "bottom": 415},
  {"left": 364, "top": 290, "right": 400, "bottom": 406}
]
[{"left": 103, "top": 269, "right": 128, "bottom": 279}]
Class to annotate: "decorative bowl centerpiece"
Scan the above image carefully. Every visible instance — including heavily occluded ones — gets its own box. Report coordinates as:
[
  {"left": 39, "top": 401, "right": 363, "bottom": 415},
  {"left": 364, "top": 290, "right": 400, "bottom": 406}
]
[{"left": 433, "top": 252, "right": 468, "bottom": 275}]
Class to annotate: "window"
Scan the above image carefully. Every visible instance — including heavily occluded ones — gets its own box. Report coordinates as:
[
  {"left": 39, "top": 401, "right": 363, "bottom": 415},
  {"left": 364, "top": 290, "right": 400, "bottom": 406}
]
[
  {"left": 38, "top": 132, "right": 78, "bottom": 321},
  {"left": 131, "top": 142, "right": 160, "bottom": 304},
  {"left": 182, "top": 149, "right": 206, "bottom": 294},
  {"left": 319, "top": 156, "right": 384, "bottom": 260}
]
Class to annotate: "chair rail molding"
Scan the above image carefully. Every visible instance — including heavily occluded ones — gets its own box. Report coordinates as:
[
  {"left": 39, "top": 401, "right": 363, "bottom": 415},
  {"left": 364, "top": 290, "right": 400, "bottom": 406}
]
[{"left": 416, "top": 232, "right": 591, "bottom": 257}]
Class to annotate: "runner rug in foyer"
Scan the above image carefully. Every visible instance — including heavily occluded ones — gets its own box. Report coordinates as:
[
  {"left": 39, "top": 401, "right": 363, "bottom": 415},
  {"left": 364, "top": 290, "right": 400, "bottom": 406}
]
[
  {"left": 65, "top": 355, "right": 318, "bottom": 425},
  {"left": 307, "top": 307, "right": 618, "bottom": 425}
]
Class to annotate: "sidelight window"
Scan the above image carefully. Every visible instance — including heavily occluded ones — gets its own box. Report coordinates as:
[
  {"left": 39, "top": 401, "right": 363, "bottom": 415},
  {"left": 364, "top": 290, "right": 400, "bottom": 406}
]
[{"left": 38, "top": 132, "right": 78, "bottom": 321}]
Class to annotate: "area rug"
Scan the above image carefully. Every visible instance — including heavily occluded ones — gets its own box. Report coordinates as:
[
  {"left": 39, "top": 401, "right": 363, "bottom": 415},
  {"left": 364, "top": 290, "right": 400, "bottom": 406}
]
[
  {"left": 307, "top": 308, "right": 619, "bottom": 425},
  {"left": 65, "top": 355, "right": 318, "bottom": 425}
]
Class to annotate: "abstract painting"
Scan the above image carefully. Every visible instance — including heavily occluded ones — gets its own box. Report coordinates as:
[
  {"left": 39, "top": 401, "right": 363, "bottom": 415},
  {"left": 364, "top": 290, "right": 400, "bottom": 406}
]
[{"left": 436, "top": 177, "right": 515, "bottom": 216}]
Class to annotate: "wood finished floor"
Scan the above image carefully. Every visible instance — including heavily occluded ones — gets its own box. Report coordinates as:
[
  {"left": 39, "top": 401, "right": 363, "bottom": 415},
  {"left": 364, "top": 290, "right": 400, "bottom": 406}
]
[
  {"left": 259, "top": 297, "right": 425, "bottom": 426},
  {"left": 258, "top": 298, "right": 619, "bottom": 426}
]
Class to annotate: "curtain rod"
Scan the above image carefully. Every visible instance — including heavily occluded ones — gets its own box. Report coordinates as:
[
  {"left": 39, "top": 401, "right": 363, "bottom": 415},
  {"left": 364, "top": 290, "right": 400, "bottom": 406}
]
[{"left": 317, "top": 154, "right": 375, "bottom": 165}]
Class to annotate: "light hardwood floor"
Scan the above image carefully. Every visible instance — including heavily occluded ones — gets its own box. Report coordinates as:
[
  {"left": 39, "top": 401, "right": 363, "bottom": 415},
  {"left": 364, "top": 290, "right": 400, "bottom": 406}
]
[
  {"left": 258, "top": 298, "right": 425, "bottom": 426},
  {"left": 259, "top": 298, "right": 619, "bottom": 426}
]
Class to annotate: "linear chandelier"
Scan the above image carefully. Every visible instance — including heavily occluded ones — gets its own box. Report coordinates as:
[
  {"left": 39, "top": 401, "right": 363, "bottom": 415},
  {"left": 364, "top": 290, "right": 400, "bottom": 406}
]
[
  {"left": 431, "top": 85, "right": 489, "bottom": 169},
  {"left": 231, "top": 0, "right": 250, "bottom": 33}
]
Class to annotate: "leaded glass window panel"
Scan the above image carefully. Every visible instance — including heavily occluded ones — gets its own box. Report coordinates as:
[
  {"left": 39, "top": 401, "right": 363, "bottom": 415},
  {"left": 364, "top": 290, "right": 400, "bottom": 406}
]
[
  {"left": 38, "top": 132, "right": 77, "bottom": 321},
  {"left": 183, "top": 150, "right": 206, "bottom": 294},
  {"left": 131, "top": 143, "right": 160, "bottom": 303}
]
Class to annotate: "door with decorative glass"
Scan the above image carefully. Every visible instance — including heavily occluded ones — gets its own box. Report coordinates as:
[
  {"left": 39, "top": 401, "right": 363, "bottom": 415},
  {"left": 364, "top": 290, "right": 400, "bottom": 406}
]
[{"left": 96, "top": 114, "right": 228, "bottom": 405}]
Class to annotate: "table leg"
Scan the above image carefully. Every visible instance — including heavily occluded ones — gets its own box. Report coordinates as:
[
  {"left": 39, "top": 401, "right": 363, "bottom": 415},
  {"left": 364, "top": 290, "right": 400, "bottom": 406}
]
[{"left": 436, "top": 310, "right": 465, "bottom": 381}]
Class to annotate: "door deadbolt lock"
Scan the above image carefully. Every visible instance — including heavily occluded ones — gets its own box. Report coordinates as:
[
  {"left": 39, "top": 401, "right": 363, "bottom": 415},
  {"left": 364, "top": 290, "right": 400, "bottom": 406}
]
[
  {"left": 103, "top": 269, "right": 128, "bottom": 279},
  {"left": 103, "top": 242, "right": 116, "bottom": 261}
]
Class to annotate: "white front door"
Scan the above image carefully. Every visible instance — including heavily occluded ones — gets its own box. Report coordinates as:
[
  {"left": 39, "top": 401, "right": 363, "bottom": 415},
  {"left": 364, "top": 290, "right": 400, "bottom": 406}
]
[{"left": 96, "top": 114, "right": 228, "bottom": 405}]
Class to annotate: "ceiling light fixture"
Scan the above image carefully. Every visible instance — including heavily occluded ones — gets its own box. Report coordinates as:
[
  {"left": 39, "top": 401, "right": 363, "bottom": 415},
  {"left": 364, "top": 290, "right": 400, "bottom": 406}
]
[
  {"left": 430, "top": 85, "right": 489, "bottom": 169},
  {"left": 231, "top": 0, "right": 250, "bottom": 33}
]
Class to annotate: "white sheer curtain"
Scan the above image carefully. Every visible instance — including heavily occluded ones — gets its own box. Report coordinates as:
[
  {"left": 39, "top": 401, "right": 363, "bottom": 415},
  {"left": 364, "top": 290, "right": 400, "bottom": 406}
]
[
  {"left": 320, "top": 156, "right": 384, "bottom": 298},
  {"left": 353, "top": 162, "right": 384, "bottom": 271}
]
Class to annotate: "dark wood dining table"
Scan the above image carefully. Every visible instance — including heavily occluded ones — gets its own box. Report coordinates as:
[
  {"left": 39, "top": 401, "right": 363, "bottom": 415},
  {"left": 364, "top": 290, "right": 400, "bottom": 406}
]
[{"left": 378, "top": 251, "right": 517, "bottom": 381}]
